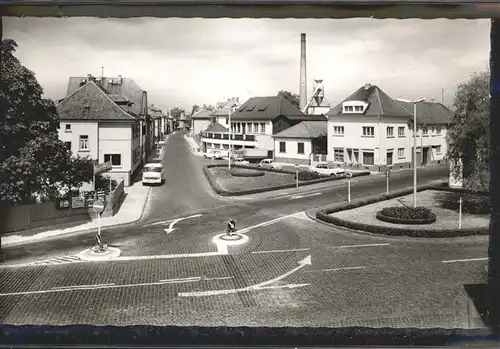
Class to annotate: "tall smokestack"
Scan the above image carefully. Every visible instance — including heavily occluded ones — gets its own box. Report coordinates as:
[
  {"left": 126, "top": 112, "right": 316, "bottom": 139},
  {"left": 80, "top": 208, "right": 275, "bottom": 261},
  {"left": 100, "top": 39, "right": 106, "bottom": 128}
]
[{"left": 299, "top": 33, "right": 307, "bottom": 111}]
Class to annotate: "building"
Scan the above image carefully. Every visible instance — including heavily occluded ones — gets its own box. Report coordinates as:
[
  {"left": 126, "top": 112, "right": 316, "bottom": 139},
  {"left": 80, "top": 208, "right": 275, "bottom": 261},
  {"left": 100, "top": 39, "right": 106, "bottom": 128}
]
[
  {"left": 191, "top": 107, "right": 215, "bottom": 137},
  {"left": 66, "top": 74, "right": 153, "bottom": 166},
  {"left": 200, "top": 95, "right": 325, "bottom": 159},
  {"left": 273, "top": 120, "right": 328, "bottom": 165},
  {"left": 178, "top": 110, "right": 187, "bottom": 130},
  {"left": 149, "top": 106, "right": 167, "bottom": 144},
  {"left": 57, "top": 80, "right": 142, "bottom": 187},
  {"left": 326, "top": 83, "right": 452, "bottom": 172},
  {"left": 302, "top": 79, "right": 331, "bottom": 115}
]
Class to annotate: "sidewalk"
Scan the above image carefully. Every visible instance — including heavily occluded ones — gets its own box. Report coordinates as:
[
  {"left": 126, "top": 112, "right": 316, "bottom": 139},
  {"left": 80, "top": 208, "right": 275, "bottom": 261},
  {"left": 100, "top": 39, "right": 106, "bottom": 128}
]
[
  {"left": 2, "top": 142, "right": 167, "bottom": 247},
  {"left": 184, "top": 134, "right": 202, "bottom": 156}
]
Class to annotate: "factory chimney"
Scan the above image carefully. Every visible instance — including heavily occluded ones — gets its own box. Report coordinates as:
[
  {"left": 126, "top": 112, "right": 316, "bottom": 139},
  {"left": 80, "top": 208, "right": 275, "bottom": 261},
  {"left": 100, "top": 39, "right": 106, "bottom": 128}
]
[{"left": 299, "top": 33, "right": 307, "bottom": 111}]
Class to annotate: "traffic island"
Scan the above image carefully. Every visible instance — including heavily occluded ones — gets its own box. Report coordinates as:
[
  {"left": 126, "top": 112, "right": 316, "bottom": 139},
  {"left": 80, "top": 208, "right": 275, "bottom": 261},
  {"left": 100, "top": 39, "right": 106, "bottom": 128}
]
[
  {"left": 78, "top": 245, "right": 121, "bottom": 261},
  {"left": 315, "top": 184, "right": 489, "bottom": 238},
  {"left": 203, "top": 164, "right": 370, "bottom": 196}
]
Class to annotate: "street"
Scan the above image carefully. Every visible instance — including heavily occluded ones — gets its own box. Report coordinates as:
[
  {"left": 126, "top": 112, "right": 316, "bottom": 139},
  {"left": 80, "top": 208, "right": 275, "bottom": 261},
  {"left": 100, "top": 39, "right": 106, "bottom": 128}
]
[{"left": 0, "top": 132, "right": 488, "bottom": 328}]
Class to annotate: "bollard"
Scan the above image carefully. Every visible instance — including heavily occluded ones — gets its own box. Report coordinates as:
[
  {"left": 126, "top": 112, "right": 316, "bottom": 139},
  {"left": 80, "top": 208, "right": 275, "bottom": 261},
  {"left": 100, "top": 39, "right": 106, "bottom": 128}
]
[{"left": 459, "top": 197, "right": 463, "bottom": 230}]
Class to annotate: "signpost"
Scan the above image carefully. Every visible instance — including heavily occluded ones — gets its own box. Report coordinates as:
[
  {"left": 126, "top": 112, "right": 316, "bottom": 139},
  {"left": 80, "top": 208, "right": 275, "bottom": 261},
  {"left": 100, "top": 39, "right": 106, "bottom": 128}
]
[
  {"left": 459, "top": 197, "right": 463, "bottom": 230},
  {"left": 386, "top": 167, "right": 391, "bottom": 195},
  {"left": 346, "top": 172, "right": 353, "bottom": 203},
  {"left": 93, "top": 200, "right": 105, "bottom": 250},
  {"left": 295, "top": 164, "right": 300, "bottom": 189}
]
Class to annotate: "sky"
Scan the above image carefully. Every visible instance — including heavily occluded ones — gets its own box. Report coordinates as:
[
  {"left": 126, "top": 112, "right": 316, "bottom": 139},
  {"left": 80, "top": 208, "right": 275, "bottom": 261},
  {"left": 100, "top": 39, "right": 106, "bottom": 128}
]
[{"left": 3, "top": 17, "right": 491, "bottom": 112}]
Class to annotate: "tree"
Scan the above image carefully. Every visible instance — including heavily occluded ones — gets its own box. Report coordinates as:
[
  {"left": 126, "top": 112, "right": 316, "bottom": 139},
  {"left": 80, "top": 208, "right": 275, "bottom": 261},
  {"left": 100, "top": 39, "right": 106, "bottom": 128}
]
[
  {"left": 0, "top": 39, "right": 93, "bottom": 204},
  {"left": 170, "top": 107, "right": 185, "bottom": 119},
  {"left": 191, "top": 104, "right": 200, "bottom": 116},
  {"left": 278, "top": 90, "right": 300, "bottom": 109},
  {"left": 446, "top": 70, "right": 489, "bottom": 192}
]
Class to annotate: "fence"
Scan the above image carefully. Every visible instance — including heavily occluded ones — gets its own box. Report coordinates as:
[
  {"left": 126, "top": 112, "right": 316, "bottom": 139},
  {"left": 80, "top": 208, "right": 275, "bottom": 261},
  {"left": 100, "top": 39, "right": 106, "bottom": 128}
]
[{"left": 0, "top": 200, "right": 91, "bottom": 234}]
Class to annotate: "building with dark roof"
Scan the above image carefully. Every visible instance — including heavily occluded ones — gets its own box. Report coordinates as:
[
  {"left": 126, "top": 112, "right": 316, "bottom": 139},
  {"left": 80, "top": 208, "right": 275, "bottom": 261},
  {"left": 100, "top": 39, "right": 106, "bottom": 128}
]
[
  {"left": 57, "top": 80, "right": 143, "bottom": 187},
  {"left": 326, "top": 83, "right": 452, "bottom": 172},
  {"left": 200, "top": 95, "right": 325, "bottom": 160}
]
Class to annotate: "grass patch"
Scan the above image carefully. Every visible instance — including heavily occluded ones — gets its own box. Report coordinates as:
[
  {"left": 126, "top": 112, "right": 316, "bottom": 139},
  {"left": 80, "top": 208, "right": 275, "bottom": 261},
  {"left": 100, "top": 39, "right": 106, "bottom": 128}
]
[
  {"left": 434, "top": 191, "right": 491, "bottom": 214},
  {"left": 209, "top": 167, "right": 295, "bottom": 192}
]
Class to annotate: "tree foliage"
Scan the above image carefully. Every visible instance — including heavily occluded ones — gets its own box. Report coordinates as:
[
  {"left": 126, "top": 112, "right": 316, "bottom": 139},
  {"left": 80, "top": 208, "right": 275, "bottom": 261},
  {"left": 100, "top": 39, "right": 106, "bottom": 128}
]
[
  {"left": 0, "top": 39, "right": 93, "bottom": 204},
  {"left": 190, "top": 104, "right": 200, "bottom": 116},
  {"left": 170, "top": 107, "right": 185, "bottom": 119},
  {"left": 447, "top": 70, "right": 489, "bottom": 192},
  {"left": 278, "top": 90, "right": 300, "bottom": 109}
]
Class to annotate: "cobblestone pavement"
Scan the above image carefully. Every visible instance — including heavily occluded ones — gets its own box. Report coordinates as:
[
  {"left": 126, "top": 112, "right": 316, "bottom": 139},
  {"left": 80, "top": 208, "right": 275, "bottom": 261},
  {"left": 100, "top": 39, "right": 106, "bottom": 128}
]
[{"left": 0, "top": 213, "right": 488, "bottom": 328}]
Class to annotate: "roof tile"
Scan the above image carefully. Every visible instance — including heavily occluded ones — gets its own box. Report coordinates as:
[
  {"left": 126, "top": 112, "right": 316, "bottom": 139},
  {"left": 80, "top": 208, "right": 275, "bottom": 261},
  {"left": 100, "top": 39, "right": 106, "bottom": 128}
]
[{"left": 273, "top": 121, "right": 327, "bottom": 139}]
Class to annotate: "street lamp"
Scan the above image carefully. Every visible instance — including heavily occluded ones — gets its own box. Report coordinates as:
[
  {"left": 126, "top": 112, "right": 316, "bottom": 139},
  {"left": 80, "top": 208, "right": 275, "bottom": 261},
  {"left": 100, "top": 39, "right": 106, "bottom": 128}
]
[
  {"left": 397, "top": 98, "right": 425, "bottom": 208},
  {"left": 228, "top": 106, "right": 236, "bottom": 170}
]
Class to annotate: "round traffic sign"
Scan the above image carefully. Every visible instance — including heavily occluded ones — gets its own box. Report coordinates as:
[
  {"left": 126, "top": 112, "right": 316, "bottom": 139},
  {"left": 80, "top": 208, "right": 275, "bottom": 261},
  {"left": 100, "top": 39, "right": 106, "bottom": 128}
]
[
  {"left": 346, "top": 172, "right": 353, "bottom": 178},
  {"left": 93, "top": 199, "right": 105, "bottom": 213}
]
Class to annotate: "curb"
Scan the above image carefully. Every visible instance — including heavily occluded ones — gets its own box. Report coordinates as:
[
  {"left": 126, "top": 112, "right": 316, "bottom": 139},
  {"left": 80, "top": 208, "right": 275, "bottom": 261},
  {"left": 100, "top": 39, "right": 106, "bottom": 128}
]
[{"left": 314, "top": 182, "right": 489, "bottom": 238}]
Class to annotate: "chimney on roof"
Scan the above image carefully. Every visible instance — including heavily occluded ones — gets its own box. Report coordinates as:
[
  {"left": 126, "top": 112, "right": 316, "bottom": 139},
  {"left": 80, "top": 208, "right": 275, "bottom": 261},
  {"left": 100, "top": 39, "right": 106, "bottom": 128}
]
[
  {"left": 118, "top": 75, "right": 123, "bottom": 84},
  {"left": 142, "top": 91, "right": 148, "bottom": 116},
  {"left": 364, "top": 83, "right": 372, "bottom": 90},
  {"left": 299, "top": 33, "right": 307, "bottom": 111}
]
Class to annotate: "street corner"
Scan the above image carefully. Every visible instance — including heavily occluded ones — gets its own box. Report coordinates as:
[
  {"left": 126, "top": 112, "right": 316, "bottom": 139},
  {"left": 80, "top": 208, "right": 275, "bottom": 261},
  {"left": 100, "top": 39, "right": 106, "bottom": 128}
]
[
  {"left": 212, "top": 232, "right": 250, "bottom": 254},
  {"left": 78, "top": 245, "right": 121, "bottom": 261}
]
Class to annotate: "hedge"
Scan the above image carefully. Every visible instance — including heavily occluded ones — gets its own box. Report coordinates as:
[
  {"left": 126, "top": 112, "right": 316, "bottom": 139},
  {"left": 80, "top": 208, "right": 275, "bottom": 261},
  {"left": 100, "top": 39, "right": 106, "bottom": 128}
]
[
  {"left": 203, "top": 164, "right": 370, "bottom": 196},
  {"left": 315, "top": 183, "right": 489, "bottom": 238},
  {"left": 230, "top": 168, "right": 265, "bottom": 177},
  {"left": 376, "top": 207, "right": 437, "bottom": 225}
]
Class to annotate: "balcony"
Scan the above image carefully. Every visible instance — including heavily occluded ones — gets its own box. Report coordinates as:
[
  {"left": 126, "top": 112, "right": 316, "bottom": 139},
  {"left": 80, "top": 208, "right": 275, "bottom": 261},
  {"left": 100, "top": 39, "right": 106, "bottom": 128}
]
[{"left": 202, "top": 132, "right": 256, "bottom": 142}]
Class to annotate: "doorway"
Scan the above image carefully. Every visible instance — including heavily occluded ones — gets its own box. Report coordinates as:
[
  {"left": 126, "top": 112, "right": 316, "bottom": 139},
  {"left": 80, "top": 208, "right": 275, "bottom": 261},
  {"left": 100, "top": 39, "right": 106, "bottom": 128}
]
[{"left": 387, "top": 151, "right": 393, "bottom": 166}]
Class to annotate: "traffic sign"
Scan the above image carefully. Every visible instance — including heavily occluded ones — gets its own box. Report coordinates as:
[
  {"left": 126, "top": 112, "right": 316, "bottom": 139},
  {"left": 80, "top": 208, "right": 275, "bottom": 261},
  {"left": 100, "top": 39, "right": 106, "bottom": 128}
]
[
  {"left": 93, "top": 200, "right": 105, "bottom": 213},
  {"left": 346, "top": 172, "right": 353, "bottom": 178},
  {"left": 94, "top": 161, "right": 112, "bottom": 175}
]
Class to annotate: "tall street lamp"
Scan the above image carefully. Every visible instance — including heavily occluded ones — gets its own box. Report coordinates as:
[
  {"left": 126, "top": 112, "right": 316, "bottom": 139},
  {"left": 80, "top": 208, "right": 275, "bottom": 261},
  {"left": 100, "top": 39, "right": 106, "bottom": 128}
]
[
  {"left": 398, "top": 98, "right": 425, "bottom": 208},
  {"left": 228, "top": 106, "right": 236, "bottom": 170}
]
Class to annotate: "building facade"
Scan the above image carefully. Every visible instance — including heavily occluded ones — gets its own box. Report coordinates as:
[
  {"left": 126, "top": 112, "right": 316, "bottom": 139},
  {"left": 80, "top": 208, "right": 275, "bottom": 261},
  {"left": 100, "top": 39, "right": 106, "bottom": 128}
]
[{"left": 326, "top": 83, "right": 452, "bottom": 172}]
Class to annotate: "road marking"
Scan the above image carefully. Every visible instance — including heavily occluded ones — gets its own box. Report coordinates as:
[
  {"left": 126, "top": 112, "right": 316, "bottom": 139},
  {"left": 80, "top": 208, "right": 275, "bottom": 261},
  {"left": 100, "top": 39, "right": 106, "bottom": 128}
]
[
  {"left": 252, "top": 248, "right": 310, "bottom": 254},
  {"left": 179, "top": 255, "right": 312, "bottom": 297},
  {"left": 164, "top": 214, "right": 203, "bottom": 234},
  {"left": 244, "top": 212, "right": 304, "bottom": 231},
  {"left": 159, "top": 277, "right": 202, "bottom": 283},
  {"left": 442, "top": 257, "right": 488, "bottom": 264},
  {"left": 52, "top": 283, "right": 115, "bottom": 290},
  {"left": 338, "top": 243, "right": 390, "bottom": 249},
  {"left": 212, "top": 233, "right": 250, "bottom": 254},
  {"left": 115, "top": 252, "right": 223, "bottom": 261},
  {"left": 290, "top": 193, "right": 323, "bottom": 200},
  {"left": 204, "top": 276, "right": 233, "bottom": 281},
  {"left": 306, "top": 266, "right": 366, "bottom": 273}
]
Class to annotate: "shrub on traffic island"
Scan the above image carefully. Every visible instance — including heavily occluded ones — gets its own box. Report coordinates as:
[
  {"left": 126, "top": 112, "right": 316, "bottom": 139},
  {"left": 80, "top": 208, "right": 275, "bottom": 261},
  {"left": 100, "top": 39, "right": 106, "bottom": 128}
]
[
  {"left": 230, "top": 168, "right": 265, "bottom": 177},
  {"left": 294, "top": 170, "right": 324, "bottom": 181},
  {"left": 376, "top": 206, "right": 436, "bottom": 225}
]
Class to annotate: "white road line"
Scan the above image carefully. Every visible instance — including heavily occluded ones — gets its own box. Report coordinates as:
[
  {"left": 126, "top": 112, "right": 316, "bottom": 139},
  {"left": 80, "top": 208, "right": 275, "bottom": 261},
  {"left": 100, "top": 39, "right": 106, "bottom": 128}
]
[
  {"left": 252, "top": 248, "right": 310, "bottom": 254},
  {"left": 338, "top": 243, "right": 390, "bottom": 249},
  {"left": 442, "top": 257, "right": 488, "bottom": 264},
  {"left": 114, "top": 252, "right": 223, "bottom": 261},
  {"left": 164, "top": 213, "right": 203, "bottom": 234},
  {"left": 204, "top": 276, "right": 233, "bottom": 281},
  {"left": 159, "top": 277, "right": 201, "bottom": 283},
  {"left": 290, "top": 193, "right": 323, "bottom": 200},
  {"left": 306, "top": 266, "right": 366, "bottom": 273},
  {"left": 51, "top": 283, "right": 115, "bottom": 290},
  {"left": 243, "top": 212, "right": 303, "bottom": 231}
]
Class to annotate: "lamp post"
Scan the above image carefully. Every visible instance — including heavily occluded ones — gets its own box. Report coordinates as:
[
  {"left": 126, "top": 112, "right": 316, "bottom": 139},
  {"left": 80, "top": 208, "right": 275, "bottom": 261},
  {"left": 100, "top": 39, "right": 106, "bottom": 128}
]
[{"left": 228, "top": 107, "right": 235, "bottom": 170}]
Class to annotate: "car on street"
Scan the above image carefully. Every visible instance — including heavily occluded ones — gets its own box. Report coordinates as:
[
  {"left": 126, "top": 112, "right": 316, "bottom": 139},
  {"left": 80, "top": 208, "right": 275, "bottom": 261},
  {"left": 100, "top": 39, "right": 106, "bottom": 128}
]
[
  {"left": 142, "top": 163, "right": 165, "bottom": 185},
  {"left": 312, "top": 163, "right": 345, "bottom": 176},
  {"left": 232, "top": 157, "right": 250, "bottom": 165},
  {"left": 204, "top": 150, "right": 226, "bottom": 160},
  {"left": 257, "top": 158, "right": 283, "bottom": 170}
]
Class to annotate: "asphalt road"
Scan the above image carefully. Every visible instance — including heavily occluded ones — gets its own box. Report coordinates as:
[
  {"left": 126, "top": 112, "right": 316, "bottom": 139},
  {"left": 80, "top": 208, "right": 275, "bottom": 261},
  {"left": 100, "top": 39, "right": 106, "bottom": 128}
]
[{"left": 0, "top": 131, "right": 488, "bottom": 328}]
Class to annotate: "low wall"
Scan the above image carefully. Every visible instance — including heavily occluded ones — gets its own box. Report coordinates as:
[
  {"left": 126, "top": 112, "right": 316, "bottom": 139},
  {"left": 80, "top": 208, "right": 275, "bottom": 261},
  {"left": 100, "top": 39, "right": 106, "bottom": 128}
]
[
  {"left": 101, "top": 180, "right": 126, "bottom": 218},
  {"left": 0, "top": 200, "right": 92, "bottom": 234}
]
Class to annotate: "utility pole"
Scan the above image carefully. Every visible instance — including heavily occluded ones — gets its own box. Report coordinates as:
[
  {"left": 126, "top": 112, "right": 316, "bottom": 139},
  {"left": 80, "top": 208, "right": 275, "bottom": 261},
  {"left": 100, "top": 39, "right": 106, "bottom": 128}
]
[
  {"left": 441, "top": 88, "right": 444, "bottom": 105},
  {"left": 101, "top": 66, "right": 104, "bottom": 79}
]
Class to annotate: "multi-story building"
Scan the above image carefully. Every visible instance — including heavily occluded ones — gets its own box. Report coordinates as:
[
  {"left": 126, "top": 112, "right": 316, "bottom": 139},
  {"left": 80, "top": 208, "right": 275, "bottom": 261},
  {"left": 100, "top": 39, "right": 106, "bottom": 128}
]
[
  {"left": 326, "top": 83, "right": 452, "bottom": 172},
  {"left": 200, "top": 95, "right": 325, "bottom": 159},
  {"left": 57, "top": 79, "right": 142, "bottom": 186}
]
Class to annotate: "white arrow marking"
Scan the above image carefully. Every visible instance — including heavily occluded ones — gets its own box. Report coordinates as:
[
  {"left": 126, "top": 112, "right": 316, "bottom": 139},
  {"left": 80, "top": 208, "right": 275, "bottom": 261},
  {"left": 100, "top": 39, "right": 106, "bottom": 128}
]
[
  {"left": 290, "top": 192, "right": 322, "bottom": 200},
  {"left": 178, "top": 255, "right": 312, "bottom": 297},
  {"left": 164, "top": 214, "right": 202, "bottom": 234}
]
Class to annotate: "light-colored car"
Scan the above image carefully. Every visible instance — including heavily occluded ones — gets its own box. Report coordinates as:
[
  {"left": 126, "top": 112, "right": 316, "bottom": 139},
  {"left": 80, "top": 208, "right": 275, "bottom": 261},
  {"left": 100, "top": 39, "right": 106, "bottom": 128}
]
[
  {"left": 313, "top": 163, "right": 345, "bottom": 176},
  {"left": 204, "top": 150, "right": 226, "bottom": 160},
  {"left": 142, "top": 163, "right": 165, "bottom": 185},
  {"left": 258, "top": 158, "right": 283, "bottom": 170},
  {"left": 232, "top": 157, "right": 250, "bottom": 165}
]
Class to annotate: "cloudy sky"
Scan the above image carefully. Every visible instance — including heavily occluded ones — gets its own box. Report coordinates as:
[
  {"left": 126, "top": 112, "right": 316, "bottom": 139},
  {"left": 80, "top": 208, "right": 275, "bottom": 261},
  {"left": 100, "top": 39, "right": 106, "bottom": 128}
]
[{"left": 3, "top": 17, "right": 490, "bottom": 111}]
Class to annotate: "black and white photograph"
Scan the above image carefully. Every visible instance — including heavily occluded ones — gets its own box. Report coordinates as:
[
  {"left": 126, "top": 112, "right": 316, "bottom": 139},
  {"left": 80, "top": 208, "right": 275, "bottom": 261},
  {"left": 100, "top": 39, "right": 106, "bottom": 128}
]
[{"left": 0, "top": 16, "right": 494, "bottom": 330}]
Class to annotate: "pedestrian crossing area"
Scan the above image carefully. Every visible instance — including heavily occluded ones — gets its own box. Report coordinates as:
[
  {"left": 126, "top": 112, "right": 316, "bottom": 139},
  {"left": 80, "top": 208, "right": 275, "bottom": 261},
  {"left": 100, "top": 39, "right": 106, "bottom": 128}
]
[{"left": 3, "top": 255, "right": 83, "bottom": 268}]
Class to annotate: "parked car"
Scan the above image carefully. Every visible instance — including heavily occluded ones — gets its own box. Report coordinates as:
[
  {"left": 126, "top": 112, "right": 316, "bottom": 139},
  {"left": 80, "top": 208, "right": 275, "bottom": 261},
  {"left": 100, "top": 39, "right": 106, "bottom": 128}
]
[
  {"left": 312, "top": 163, "right": 345, "bottom": 176},
  {"left": 142, "top": 163, "right": 165, "bottom": 185},
  {"left": 232, "top": 157, "right": 250, "bottom": 165},
  {"left": 258, "top": 159, "right": 283, "bottom": 170},
  {"left": 204, "top": 150, "right": 226, "bottom": 160}
]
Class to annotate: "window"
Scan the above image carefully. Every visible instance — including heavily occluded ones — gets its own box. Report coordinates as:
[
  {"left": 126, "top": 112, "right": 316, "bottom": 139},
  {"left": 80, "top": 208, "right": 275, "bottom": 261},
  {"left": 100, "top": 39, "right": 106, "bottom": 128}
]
[
  {"left": 423, "top": 127, "right": 429, "bottom": 136},
  {"left": 398, "top": 148, "right": 405, "bottom": 159},
  {"left": 79, "top": 135, "right": 89, "bottom": 150},
  {"left": 398, "top": 127, "right": 405, "bottom": 137},
  {"left": 344, "top": 105, "right": 354, "bottom": 112},
  {"left": 333, "top": 148, "right": 344, "bottom": 162},
  {"left": 260, "top": 123, "right": 266, "bottom": 133},
  {"left": 65, "top": 124, "right": 71, "bottom": 131},
  {"left": 363, "top": 151, "right": 375, "bottom": 165},
  {"left": 436, "top": 145, "right": 442, "bottom": 154},
  {"left": 104, "top": 154, "right": 122, "bottom": 167},
  {"left": 248, "top": 123, "right": 253, "bottom": 133},
  {"left": 436, "top": 126, "right": 442, "bottom": 135},
  {"left": 226, "top": 117, "right": 229, "bottom": 124},
  {"left": 333, "top": 126, "right": 344, "bottom": 135},
  {"left": 297, "top": 142, "right": 305, "bottom": 154},
  {"left": 354, "top": 105, "right": 363, "bottom": 112},
  {"left": 431, "top": 126, "right": 436, "bottom": 135},
  {"left": 386, "top": 126, "right": 394, "bottom": 137},
  {"left": 279, "top": 141, "right": 286, "bottom": 153},
  {"left": 362, "top": 126, "right": 375, "bottom": 137},
  {"left": 65, "top": 142, "right": 71, "bottom": 151}
]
